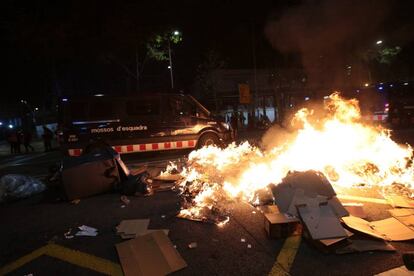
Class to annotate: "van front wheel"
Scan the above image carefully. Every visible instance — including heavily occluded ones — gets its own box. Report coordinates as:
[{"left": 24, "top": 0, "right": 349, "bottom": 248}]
[{"left": 197, "top": 133, "right": 219, "bottom": 148}]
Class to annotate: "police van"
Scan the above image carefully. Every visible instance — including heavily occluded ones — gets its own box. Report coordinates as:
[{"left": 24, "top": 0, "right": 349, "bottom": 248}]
[{"left": 57, "top": 93, "right": 232, "bottom": 156}]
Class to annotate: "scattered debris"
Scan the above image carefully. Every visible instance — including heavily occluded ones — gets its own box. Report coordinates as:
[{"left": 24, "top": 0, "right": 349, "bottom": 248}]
[
  {"left": 64, "top": 228, "right": 74, "bottom": 239},
  {"left": 71, "top": 199, "right": 80, "bottom": 205},
  {"left": 247, "top": 244, "right": 252, "bottom": 248},
  {"left": 0, "top": 174, "right": 46, "bottom": 203},
  {"left": 128, "top": 165, "right": 148, "bottom": 176},
  {"left": 240, "top": 238, "right": 246, "bottom": 243},
  {"left": 161, "top": 215, "right": 166, "bottom": 219},
  {"left": 121, "top": 172, "right": 153, "bottom": 197},
  {"left": 75, "top": 225, "right": 98, "bottom": 237},
  {"left": 121, "top": 205, "right": 126, "bottom": 208},
  {"left": 116, "top": 230, "right": 187, "bottom": 276},
  {"left": 188, "top": 242, "right": 197, "bottom": 249},
  {"left": 266, "top": 170, "right": 414, "bottom": 254},
  {"left": 120, "top": 195, "right": 130, "bottom": 205}
]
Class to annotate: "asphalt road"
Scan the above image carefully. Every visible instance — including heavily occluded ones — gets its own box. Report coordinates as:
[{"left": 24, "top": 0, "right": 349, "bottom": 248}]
[{"left": 1, "top": 129, "right": 414, "bottom": 275}]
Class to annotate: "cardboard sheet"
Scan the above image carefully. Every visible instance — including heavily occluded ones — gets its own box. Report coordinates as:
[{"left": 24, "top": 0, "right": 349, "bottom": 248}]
[
  {"left": 388, "top": 208, "right": 414, "bottom": 232},
  {"left": 264, "top": 212, "right": 300, "bottom": 224},
  {"left": 335, "top": 239, "right": 395, "bottom": 254},
  {"left": 328, "top": 196, "right": 349, "bottom": 218},
  {"left": 116, "top": 219, "right": 169, "bottom": 239},
  {"left": 375, "top": 265, "right": 414, "bottom": 276},
  {"left": 386, "top": 195, "right": 414, "bottom": 208},
  {"left": 117, "top": 219, "right": 150, "bottom": 235},
  {"left": 319, "top": 229, "right": 354, "bottom": 247},
  {"left": 297, "top": 203, "right": 347, "bottom": 240},
  {"left": 120, "top": 229, "right": 170, "bottom": 239},
  {"left": 273, "top": 171, "right": 347, "bottom": 218},
  {"left": 264, "top": 212, "right": 300, "bottom": 239},
  {"left": 116, "top": 230, "right": 187, "bottom": 276},
  {"left": 342, "top": 216, "right": 414, "bottom": 241},
  {"left": 285, "top": 189, "right": 328, "bottom": 216},
  {"left": 343, "top": 203, "right": 367, "bottom": 218}
]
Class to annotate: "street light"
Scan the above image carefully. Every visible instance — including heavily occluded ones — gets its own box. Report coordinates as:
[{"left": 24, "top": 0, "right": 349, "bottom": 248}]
[
  {"left": 376, "top": 40, "right": 383, "bottom": 45},
  {"left": 168, "top": 30, "right": 181, "bottom": 89}
]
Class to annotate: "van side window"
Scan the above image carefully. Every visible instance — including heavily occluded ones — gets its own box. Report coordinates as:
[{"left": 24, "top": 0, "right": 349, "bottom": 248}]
[
  {"left": 69, "top": 103, "right": 88, "bottom": 121},
  {"left": 127, "top": 99, "right": 160, "bottom": 116},
  {"left": 169, "top": 96, "right": 195, "bottom": 116},
  {"left": 89, "top": 102, "right": 114, "bottom": 119}
]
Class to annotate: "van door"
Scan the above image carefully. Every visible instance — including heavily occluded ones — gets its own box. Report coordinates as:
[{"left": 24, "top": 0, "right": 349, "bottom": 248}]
[
  {"left": 122, "top": 95, "right": 165, "bottom": 141},
  {"left": 162, "top": 94, "right": 200, "bottom": 139}
]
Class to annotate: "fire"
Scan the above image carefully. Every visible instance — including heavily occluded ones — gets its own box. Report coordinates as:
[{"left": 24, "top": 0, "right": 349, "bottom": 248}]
[{"left": 173, "top": 93, "right": 414, "bottom": 224}]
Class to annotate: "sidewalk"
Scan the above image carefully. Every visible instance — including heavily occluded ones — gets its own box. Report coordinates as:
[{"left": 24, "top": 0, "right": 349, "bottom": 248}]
[{"left": 0, "top": 139, "right": 52, "bottom": 156}]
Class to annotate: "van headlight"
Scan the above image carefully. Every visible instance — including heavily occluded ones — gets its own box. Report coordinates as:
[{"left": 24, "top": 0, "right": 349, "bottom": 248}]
[{"left": 221, "top": 122, "right": 230, "bottom": 130}]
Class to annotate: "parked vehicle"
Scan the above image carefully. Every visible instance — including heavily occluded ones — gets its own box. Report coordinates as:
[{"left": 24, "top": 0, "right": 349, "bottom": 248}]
[{"left": 57, "top": 93, "right": 232, "bottom": 156}]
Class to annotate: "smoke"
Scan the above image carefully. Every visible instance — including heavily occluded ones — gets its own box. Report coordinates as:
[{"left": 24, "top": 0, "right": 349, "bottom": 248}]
[{"left": 265, "top": 0, "right": 390, "bottom": 88}]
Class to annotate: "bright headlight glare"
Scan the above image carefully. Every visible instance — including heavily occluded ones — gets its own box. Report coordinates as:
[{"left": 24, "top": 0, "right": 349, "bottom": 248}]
[{"left": 221, "top": 122, "right": 230, "bottom": 130}]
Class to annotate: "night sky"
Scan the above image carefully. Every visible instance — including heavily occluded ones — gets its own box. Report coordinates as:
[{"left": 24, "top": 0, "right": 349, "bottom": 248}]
[{"left": 2, "top": 0, "right": 414, "bottom": 109}]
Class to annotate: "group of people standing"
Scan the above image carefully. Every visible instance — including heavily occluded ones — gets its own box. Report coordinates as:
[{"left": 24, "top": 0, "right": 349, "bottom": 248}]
[
  {"left": 7, "top": 129, "right": 34, "bottom": 154},
  {"left": 226, "top": 111, "right": 272, "bottom": 139},
  {"left": 6, "top": 126, "right": 54, "bottom": 154}
]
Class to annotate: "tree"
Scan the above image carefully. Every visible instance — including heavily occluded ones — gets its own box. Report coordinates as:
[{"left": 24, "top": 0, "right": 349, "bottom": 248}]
[
  {"left": 146, "top": 31, "right": 183, "bottom": 61},
  {"left": 360, "top": 44, "right": 402, "bottom": 82}
]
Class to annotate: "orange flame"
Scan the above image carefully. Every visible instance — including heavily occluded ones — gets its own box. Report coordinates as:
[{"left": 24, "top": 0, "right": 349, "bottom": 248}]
[{"left": 174, "top": 93, "right": 414, "bottom": 224}]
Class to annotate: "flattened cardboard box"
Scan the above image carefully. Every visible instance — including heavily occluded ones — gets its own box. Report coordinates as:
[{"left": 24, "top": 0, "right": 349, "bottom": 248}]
[
  {"left": 116, "top": 230, "right": 187, "bottom": 276},
  {"left": 297, "top": 203, "right": 347, "bottom": 240},
  {"left": 342, "top": 215, "right": 414, "bottom": 241},
  {"left": 116, "top": 219, "right": 169, "bottom": 239},
  {"left": 388, "top": 208, "right": 414, "bottom": 232}
]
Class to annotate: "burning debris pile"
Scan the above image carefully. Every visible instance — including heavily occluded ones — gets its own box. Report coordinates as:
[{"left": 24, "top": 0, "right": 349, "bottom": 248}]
[{"left": 169, "top": 93, "right": 414, "bottom": 225}]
